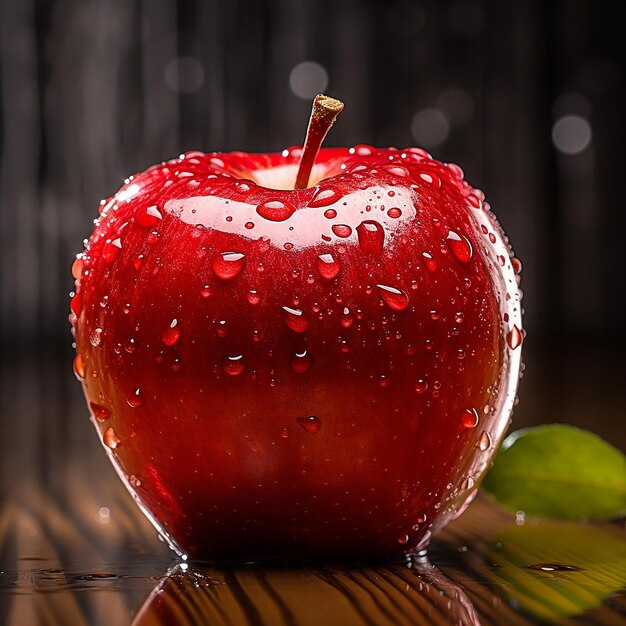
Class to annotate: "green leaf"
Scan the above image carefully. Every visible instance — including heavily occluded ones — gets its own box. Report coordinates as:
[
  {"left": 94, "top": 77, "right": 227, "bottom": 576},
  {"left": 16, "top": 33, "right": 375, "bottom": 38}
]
[{"left": 481, "top": 424, "right": 626, "bottom": 520}]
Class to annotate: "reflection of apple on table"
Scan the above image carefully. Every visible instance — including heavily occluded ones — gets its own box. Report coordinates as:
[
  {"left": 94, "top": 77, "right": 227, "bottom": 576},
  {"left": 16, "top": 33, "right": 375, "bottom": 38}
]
[
  {"left": 131, "top": 560, "right": 481, "bottom": 626},
  {"left": 70, "top": 95, "right": 523, "bottom": 561}
]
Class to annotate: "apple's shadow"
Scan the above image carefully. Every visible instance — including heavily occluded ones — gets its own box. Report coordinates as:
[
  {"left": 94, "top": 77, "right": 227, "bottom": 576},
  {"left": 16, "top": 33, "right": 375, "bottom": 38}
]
[{"left": 131, "top": 557, "right": 481, "bottom": 626}]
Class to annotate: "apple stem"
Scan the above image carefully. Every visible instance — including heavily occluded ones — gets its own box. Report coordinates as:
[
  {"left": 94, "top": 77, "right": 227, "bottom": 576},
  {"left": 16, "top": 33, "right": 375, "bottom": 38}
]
[{"left": 294, "top": 94, "right": 344, "bottom": 190}]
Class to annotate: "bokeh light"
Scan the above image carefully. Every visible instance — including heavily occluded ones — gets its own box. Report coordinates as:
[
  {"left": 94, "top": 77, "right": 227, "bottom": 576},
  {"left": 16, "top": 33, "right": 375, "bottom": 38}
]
[
  {"left": 411, "top": 109, "right": 450, "bottom": 148},
  {"left": 289, "top": 61, "right": 329, "bottom": 100},
  {"left": 552, "top": 115, "right": 592, "bottom": 155},
  {"left": 164, "top": 56, "right": 205, "bottom": 94}
]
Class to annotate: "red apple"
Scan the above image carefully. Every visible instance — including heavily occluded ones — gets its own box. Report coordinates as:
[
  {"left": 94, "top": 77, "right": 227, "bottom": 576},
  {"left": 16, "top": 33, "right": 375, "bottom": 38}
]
[{"left": 70, "top": 96, "right": 522, "bottom": 561}]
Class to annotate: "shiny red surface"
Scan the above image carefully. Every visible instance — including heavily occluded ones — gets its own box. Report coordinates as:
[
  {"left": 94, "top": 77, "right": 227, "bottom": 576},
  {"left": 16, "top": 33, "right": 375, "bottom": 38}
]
[{"left": 71, "top": 146, "right": 522, "bottom": 561}]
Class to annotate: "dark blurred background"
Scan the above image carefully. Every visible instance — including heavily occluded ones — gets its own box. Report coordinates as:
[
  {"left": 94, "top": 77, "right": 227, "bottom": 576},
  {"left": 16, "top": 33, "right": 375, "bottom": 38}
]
[{"left": 1, "top": 0, "right": 625, "bottom": 501}]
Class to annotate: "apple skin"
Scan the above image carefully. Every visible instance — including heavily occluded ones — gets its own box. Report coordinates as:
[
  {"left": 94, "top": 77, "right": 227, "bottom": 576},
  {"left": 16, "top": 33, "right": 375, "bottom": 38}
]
[{"left": 71, "top": 146, "right": 522, "bottom": 562}]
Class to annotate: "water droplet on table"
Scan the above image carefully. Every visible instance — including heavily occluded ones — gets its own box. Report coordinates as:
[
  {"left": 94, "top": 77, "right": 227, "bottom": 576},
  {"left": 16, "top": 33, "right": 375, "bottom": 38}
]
[{"left": 526, "top": 563, "right": 582, "bottom": 572}]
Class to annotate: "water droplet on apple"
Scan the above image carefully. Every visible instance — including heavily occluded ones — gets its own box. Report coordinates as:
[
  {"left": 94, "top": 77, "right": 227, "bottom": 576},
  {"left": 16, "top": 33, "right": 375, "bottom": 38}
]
[
  {"left": 221, "top": 354, "right": 247, "bottom": 376},
  {"left": 256, "top": 200, "right": 296, "bottom": 222},
  {"left": 340, "top": 307, "right": 354, "bottom": 328},
  {"left": 332, "top": 224, "right": 352, "bottom": 238},
  {"left": 461, "top": 408, "right": 479, "bottom": 428},
  {"left": 290, "top": 350, "right": 312, "bottom": 373},
  {"left": 71, "top": 257, "right": 83, "bottom": 279},
  {"left": 162, "top": 319, "right": 180, "bottom": 346},
  {"left": 235, "top": 181, "right": 251, "bottom": 193},
  {"left": 447, "top": 163, "right": 464, "bottom": 179},
  {"left": 70, "top": 292, "right": 82, "bottom": 316},
  {"left": 216, "top": 320, "right": 228, "bottom": 337},
  {"left": 73, "top": 354, "right": 86, "bottom": 379},
  {"left": 282, "top": 306, "right": 309, "bottom": 332},
  {"left": 377, "top": 284, "right": 409, "bottom": 311},
  {"left": 419, "top": 171, "right": 441, "bottom": 187},
  {"left": 129, "top": 474, "right": 142, "bottom": 488},
  {"left": 212, "top": 252, "right": 246, "bottom": 280},
  {"left": 355, "top": 145, "right": 374, "bottom": 156},
  {"left": 247, "top": 290, "right": 260, "bottom": 305},
  {"left": 309, "top": 187, "right": 341, "bottom": 208},
  {"left": 146, "top": 230, "right": 160, "bottom": 245},
  {"left": 281, "top": 427, "right": 291, "bottom": 438},
  {"left": 422, "top": 252, "right": 436, "bottom": 272},
  {"left": 467, "top": 193, "right": 482, "bottom": 209},
  {"left": 512, "top": 257, "right": 523, "bottom": 274},
  {"left": 507, "top": 325, "right": 523, "bottom": 350},
  {"left": 86, "top": 326, "right": 103, "bottom": 347},
  {"left": 90, "top": 402, "right": 110, "bottom": 421},
  {"left": 446, "top": 231, "right": 473, "bottom": 262},
  {"left": 397, "top": 533, "right": 410, "bottom": 545},
  {"left": 385, "top": 165, "right": 409, "bottom": 177},
  {"left": 135, "top": 204, "right": 162, "bottom": 227},
  {"left": 324, "top": 209, "right": 337, "bottom": 219},
  {"left": 102, "top": 238, "right": 122, "bottom": 263},
  {"left": 127, "top": 388, "right": 145, "bottom": 408},
  {"left": 200, "top": 285, "right": 211, "bottom": 298},
  {"left": 387, "top": 207, "right": 402, "bottom": 218},
  {"left": 415, "top": 380, "right": 428, "bottom": 394},
  {"left": 125, "top": 338, "right": 136, "bottom": 353},
  {"left": 296, "top": 415, "right": 321, "bottom": 434},
  {"left": 477, "top": 430, "right": 492, "bottom": 451},
  {"left": 316, "top": 254, "right": 341, "bottom": 281},
  {"left": 103, "top": 427, "right": 120, "bottom": 449},
  {"left": 356, "top": 220, "right": 384, "bottom": 256},
  {"left": 378, "top": 374, "right": 390, "bottom": 387}
]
